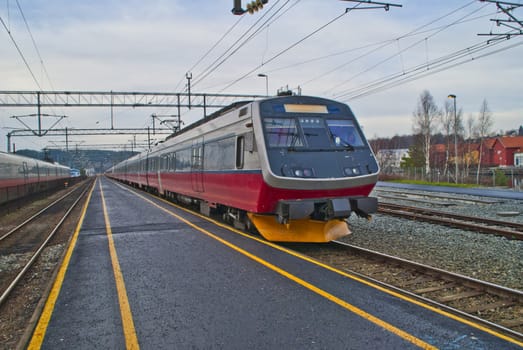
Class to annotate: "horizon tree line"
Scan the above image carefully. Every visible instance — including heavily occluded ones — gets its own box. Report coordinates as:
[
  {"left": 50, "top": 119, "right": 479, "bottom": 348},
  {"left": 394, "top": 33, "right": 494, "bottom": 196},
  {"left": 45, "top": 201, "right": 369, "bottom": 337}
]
[{"left": 372, "top": 89, "right": 496, "bottom": 184}]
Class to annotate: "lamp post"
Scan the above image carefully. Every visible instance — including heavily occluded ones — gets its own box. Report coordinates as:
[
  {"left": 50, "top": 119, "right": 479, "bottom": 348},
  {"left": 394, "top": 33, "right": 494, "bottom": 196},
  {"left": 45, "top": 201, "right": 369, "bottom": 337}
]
[
  {"left": 448, "top": 94, "right": 458, "bottom": 183},
  {"left": 257, "top": 73, "right": 269, "bottom": 96}
]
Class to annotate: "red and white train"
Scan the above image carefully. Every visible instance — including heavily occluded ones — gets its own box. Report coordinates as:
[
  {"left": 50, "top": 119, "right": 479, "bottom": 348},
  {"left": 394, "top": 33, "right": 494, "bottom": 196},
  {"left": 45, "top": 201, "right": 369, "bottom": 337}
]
[
  {"left": 0, "top": 151, "right": 71, "bottom": 205},
  {"left": 107, "top": 95, "right": 379, "bottom": 242}
]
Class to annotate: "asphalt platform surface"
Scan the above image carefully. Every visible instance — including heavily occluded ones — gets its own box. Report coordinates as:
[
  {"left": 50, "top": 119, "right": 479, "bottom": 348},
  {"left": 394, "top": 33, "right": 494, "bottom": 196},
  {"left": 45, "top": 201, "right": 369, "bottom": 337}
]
[{"left": 29, "top": 177, "right": 523, "bottom": 349}]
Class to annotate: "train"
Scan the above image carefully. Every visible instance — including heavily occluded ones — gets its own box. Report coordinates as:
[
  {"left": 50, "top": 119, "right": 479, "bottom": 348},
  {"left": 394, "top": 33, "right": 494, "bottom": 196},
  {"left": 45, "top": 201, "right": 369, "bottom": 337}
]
[
  {"left": 0, "top": 151, "right": 71, "bottom": 205},
  {"left": 107, "top": 95, "right": 379, "bottom": 242}
]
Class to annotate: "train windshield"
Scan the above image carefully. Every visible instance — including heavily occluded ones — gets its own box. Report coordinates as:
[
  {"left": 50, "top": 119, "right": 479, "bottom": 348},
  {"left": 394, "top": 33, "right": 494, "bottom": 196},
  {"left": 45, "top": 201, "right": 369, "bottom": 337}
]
[
  {"left": 263, "top": 117, "right": 364, "bottom": 150},
  {"left": 326, "top": 119, "right": 364, "bottom": 148},
  {"left": 263, "top": 118, "right": 304, "bottom": 147}
]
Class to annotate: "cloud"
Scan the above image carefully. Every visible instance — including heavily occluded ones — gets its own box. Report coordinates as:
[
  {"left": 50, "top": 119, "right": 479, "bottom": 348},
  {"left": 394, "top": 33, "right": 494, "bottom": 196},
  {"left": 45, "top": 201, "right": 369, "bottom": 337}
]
[{"left": 1, "top": 0, "right": 522, "bottom": 152}]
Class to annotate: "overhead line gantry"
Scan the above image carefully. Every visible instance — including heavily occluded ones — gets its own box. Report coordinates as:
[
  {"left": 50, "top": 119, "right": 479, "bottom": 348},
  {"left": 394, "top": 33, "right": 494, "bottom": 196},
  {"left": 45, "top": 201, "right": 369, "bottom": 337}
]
[{"left": 0, "top": 90, "right": 264, "bottom": 152}]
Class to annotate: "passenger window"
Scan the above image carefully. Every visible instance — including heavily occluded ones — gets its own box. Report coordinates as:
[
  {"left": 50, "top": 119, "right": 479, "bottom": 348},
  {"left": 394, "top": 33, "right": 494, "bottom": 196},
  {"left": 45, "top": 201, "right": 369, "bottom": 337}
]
[{"left": 236, "top": 136, "right": 244, "bottom": 169}]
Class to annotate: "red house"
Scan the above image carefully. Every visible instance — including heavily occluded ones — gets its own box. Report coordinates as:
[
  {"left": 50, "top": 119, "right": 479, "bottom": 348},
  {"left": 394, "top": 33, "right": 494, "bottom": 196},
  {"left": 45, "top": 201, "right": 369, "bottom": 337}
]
[{"left": 481, "top": 136, "right": 523, "bottom": 167}]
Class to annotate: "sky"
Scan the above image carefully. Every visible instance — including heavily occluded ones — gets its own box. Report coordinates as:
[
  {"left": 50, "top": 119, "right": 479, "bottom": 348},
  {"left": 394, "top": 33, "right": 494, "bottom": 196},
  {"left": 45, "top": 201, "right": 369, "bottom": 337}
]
[{"left": 1, "top": 0, "right": 522, "bottom": 152}]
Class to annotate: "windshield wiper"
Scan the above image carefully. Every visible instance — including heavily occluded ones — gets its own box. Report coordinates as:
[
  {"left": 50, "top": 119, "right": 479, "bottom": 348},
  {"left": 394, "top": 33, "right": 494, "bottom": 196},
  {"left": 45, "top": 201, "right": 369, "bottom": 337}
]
[{"left": 331, "top": 134, "right": 354, "bottom": 151}]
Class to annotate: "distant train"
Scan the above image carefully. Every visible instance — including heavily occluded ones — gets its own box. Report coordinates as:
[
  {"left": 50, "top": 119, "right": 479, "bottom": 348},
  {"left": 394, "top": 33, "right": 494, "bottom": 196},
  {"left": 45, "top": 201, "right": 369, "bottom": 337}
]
[
  {"left": 0, "top": 151, "right": 71, "bottom": 205},
  {"left": 107, "top": 95, "right": 379, "bottom": 242}
]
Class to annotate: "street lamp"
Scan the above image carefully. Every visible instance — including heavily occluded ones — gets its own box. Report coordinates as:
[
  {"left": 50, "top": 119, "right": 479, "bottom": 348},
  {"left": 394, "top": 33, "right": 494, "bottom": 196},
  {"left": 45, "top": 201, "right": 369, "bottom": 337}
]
[
  {"left": 448, "top": 94, "right": 458, "bottom": 183},
  {"left": 257, "top": 73, "right": 269, "bottom": 96}
]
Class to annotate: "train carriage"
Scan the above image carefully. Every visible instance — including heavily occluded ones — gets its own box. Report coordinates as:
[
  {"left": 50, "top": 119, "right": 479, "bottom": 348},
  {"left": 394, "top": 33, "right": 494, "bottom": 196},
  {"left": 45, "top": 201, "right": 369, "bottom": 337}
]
[
  {"left": 0, "top": 151, "right": 71, "bottom": 205},
  {"left": 108, "top": 96, "right": 379, "bottom": 242}
]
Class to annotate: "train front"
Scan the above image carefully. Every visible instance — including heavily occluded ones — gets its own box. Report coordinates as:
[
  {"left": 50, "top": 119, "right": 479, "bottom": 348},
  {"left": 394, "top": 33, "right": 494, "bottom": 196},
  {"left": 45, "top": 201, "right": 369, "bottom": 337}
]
[{"left": 249, "top": 96, "right": 379, "bottom": 242}]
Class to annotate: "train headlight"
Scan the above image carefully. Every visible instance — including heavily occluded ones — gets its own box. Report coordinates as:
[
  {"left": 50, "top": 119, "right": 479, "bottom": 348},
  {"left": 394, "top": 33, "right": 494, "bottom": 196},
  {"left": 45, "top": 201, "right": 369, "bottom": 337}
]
[
  {"left": 292, "top": 167, "right": 314, "bottom": 177},
  {"left": 294, "top": 169, "right": 303, "bottom": 177},
  {"left": 302, "top": 168, "right": 314, "bottom": 177},
  {"left": 344, "top": 167, "right": 361, "bottom": 176}
]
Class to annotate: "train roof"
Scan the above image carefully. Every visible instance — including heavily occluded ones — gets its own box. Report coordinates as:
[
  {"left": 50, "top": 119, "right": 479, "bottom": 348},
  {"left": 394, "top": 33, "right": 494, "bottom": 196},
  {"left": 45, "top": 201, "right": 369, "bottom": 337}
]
[
  {"left": 0, "top": 151, "right": 69, "bottom": 168},
  {"left": 165, "top": 100, "right": 253, "bottom": 142}
]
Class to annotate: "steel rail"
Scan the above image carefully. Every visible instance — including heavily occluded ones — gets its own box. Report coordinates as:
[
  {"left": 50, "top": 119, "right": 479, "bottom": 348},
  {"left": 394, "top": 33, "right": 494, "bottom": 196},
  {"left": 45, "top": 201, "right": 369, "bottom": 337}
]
[
  {"left": 0, "top": 185, "right": 83, "bottom": 242},
  {"left": 0, "top": 181, "right": 92, "bottom": 306},
  {"left": 288, "top": 240, "right": 523, "bottom": 341},
  {"left": 378, "top": 203, "right": 523, "bottom": 240}
]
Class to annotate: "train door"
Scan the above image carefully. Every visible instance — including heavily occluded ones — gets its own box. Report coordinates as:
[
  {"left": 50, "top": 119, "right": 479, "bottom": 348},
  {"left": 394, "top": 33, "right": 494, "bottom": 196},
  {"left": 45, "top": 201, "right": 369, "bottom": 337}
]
[{"left": 191, "top": 140, "right": 204, "bottom": 192}]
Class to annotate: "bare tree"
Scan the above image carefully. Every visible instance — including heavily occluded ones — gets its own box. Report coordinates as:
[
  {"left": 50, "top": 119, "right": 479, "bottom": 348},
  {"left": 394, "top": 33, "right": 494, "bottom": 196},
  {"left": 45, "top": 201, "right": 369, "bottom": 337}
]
[
  {"left": 448, "top": 97, "right": 464, "bottom": 183},
  {"left": 413, "top": 90, "right": 440, "bottom": 177},
  {"left": 441, "top": 100, "right": 453, "bottom": 177},
  {"left": 465, "top": 113, "right": 477, "bottom": 179},
  {"left": 476, "top": 99, "right": 493, "bottom": 184}
]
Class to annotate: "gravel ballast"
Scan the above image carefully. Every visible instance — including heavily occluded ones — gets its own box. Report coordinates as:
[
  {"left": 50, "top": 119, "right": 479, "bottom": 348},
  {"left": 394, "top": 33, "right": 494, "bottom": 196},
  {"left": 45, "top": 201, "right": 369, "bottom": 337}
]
[{"left": 341, "top": 187, "right": 523, "bottom": 290}]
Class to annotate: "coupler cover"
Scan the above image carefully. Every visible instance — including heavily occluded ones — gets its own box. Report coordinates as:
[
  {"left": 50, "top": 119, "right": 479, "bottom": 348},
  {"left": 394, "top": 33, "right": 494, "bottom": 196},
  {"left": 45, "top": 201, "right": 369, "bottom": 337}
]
[
  {"left": 276, "top": 196, "right": 377, "bottom": 223},
  {"left": 350, "top": 196, "right": 378, "bottom": 218}
]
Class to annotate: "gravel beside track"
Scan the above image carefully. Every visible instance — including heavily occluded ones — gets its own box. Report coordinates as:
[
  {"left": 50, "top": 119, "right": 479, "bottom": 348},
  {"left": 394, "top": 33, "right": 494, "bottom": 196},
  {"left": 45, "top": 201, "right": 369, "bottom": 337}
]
[
  {"left": 341, "top": 187, "right": 523, "bottom": 290},
  {"left": 0, "top": 181, "right": 89, "bottom": 350}
]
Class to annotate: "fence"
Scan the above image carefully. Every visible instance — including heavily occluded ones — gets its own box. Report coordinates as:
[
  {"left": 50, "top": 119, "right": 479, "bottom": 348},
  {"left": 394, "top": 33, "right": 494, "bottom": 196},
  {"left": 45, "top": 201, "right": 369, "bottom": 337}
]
[{"left": 380, "top": 167, "right": 523, "bottom": 191}]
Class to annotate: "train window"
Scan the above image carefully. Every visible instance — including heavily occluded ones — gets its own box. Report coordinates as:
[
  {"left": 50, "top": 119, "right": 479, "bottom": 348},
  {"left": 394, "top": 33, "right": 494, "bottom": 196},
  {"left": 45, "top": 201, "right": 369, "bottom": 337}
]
[
  {"left": 192, "top": 147, "right": 203, "bottom": 170},
  {"left": 298, "top": 118, "right": 331, "bottom": 148},
  {"left": 236, "top": 136, "right": 244, "bottom": 169},
  {"left": 263, "top": 118, "right": 303, "bottom": 148},
  {"left": 176, "top": 149, "right": 191, "bottom": 171},
  {"left": 170, "top": 153, "right": 176, "bottom": 172},
  {"left": 326, "top": 119, "right": 364, "bottom": 148}
]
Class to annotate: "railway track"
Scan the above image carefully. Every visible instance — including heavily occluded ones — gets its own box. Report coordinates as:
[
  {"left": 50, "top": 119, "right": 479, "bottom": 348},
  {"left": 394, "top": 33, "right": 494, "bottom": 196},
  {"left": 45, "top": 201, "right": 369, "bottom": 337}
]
[
  {"left": 0, "top": 179, "right": 92, "bottom": 306},
  {"left": 378, "top": 202, "right": 523, "bottom": 240},
  {"left": 285, "top": 241, "right": 523, "bottom": 341}
]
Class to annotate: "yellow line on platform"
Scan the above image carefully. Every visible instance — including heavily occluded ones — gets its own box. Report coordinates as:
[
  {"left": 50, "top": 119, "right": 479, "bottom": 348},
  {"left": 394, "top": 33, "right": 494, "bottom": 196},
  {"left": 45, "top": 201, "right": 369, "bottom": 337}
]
[
  {"left": 145, "top": 188, "right": 523, "bottom": 348},
  {"left": 28, "top": 178, "right": 97, "bottom": 349},
  {"left": 117, "top": 183, "right": 436, "bottom": 350},
  {"left": 99, "top": 180, "right": 140, "bottom": 350}
]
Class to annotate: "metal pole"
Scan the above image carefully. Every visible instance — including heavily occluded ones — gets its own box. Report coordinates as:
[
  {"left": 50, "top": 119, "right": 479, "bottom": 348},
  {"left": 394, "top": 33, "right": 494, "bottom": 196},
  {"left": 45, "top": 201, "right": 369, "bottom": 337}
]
[
  {"left": 448, "top": 94, "right": 458, "bottom": 184},
  {"left": 147, "top": 127, "right": 150, "bottom": 150},
  {"left": 258, "top": 74, "right": 268, "bottom": 96},
  {"left": 37, "top": 92, "right": 42, "bottom": 136},
  {"left": 203, "top": 94, "right": 207, "bottom": 117},
  {"left": 177, "top": 94, "right": 181, "bottom": 123},
  {"left": 110, "top": 91, "right": 114, "bottom": 129},
  {"left": 152, "top": 114, "right": 156, "bottom": 135},
  {"left": 453, "top": 97, "right": 458, "bottom": 184},
  {"left": 186, "top": 72, "right": 192, "bottom": 109}
]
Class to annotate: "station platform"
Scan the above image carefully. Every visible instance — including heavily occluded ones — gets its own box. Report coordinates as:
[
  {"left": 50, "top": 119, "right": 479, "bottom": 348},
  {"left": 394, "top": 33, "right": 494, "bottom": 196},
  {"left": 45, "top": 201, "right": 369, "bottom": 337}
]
[
  {"left": 377, "top": 181, "right": 523, "bottom": 200},
  {"left": 27, "top": 177, "right": 522, "bottom": 349}
]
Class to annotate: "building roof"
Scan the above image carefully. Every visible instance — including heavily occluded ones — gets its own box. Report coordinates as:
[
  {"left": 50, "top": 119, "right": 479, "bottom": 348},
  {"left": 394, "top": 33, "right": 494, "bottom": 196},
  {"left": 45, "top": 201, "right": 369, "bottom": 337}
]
[
  {"left": 483, "top": 138, "right": 497, "bottom": 149},
  {"left": 497, "top": 136, "right": 523, "bottom": 149}
]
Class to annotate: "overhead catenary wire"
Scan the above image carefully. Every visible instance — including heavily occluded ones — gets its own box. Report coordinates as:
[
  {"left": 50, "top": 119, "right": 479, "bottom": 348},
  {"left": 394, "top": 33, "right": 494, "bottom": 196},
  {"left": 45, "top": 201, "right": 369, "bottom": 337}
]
[
  {"left": 13, "top": 0, "right": 70, "bottom": 129},
  {"left": 213, "top": 3, "right": 362, "bottom": 95},
  {"left": 0, "top": 14, "right": 43, "bottom": 90},
  {"left": 172, "top": 14, "right": 246, "bottom": 93},
  {"left": 319, "top": 1, "right": 487, "bottom": 95},
  {"left": 335, "top": 35, "right": 523, "bottom": 101},
  {"left": 322, "top": 1, "right": 523, "bottom": 101},
  {"left": 191, "top": 0, "right": 294, "bottom": 89},
  {"left": 171, "top": 0, "right": 292, "bottom": 113},
  {"left": 266, "top": 5, "right": 496, "bottom": 84},
  {"left": 15, "top": 0, "right": 55, "bottom": 91},
  {"left": 170, "top": 0, "right": 296, "bottom": 122}
]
